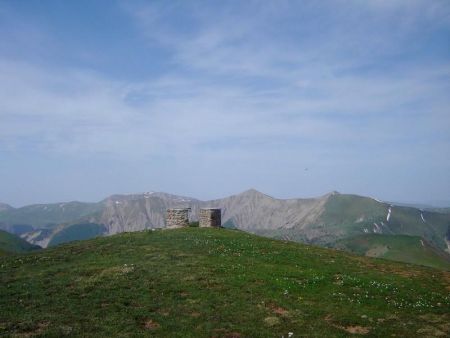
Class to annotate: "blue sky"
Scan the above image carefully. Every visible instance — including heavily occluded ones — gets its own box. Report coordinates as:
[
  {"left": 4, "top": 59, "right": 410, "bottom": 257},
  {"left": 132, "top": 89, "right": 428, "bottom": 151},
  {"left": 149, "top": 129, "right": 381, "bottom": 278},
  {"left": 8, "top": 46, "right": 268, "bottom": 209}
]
[{"left": 0, "top": 0, "right": 449, "bottom": 206}]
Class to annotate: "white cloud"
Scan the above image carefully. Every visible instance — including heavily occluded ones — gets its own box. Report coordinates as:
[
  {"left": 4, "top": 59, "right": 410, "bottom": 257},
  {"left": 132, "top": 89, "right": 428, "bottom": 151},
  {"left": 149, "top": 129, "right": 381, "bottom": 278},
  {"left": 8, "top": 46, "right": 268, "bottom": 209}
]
[
  {"left": 1, "top": 54, "right": 448, "bottom": 158},
  {"left": 0, "top": 1, "right": 449, "bottom": 204}
]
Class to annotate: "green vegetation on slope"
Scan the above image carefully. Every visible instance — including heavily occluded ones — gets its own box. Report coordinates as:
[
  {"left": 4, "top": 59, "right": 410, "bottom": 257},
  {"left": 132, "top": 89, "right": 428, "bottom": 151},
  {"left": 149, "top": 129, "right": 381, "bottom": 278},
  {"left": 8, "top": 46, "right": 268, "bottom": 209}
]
[
  {"left": 0, "top": 202, "right": 102, "bottom": 230},
  {"left": 320, "top": 194, "right": 387, "bottom": 226},
  {"left": 47, "top": 223, "right": 107, "bottom": 247},
  {"left": 252, "top": 194, "right": 389, "bottom": 245},
  {"left": 1, "top": 228, "right": 449, "bottom": 337},
  {"left": 0, "top": 230, "right": 41, "bottom": 254},
  {"left": 387, "top": 208, "right": 449, "bottom": 248},
  {"left": 335, "top": 234, "right": 450, "bottom": 270},
  {"left": 309, "top": 194, "right": 450, "bottom": 250}
]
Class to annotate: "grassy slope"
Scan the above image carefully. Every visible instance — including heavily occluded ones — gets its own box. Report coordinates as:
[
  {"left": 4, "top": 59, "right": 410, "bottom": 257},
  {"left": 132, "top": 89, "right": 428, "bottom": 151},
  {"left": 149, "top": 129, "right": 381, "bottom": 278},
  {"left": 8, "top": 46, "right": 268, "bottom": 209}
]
[
  {"left": 0, "top": 202, "right": 102, "bottom": 229},
  {"left": 47, "top": 223, "right": 107, "bottom": 247},
  {"left": 1, "top": 228, "right": 449, "bottom": 337},
  {"left": 335, "top": 234, "right": 450, "bottom": 270},
  {"left": 316, "top": 194, "right": 450, "bottom": 248},
  {"left": 254, "top": 194, "right": 450, "bottom": 252},
  {"left": 251, "top": 195, "right": 387, "bottom": 244},
  {"left": 320, "top": 194, "right": 387, "bottom": 226},
  {"left": 0, "top": 230, "right": 40, "bottom": 254}
]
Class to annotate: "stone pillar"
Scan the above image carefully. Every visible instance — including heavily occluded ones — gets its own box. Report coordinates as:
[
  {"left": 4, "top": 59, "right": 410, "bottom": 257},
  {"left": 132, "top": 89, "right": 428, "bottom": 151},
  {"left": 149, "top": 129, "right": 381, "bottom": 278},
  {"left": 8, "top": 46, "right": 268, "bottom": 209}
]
[
  {"left": 199, "top": 208, "right": 221, "bottom": 228},
  {"left": 166, "top": 208, "right": 190, "bottom": 228}
]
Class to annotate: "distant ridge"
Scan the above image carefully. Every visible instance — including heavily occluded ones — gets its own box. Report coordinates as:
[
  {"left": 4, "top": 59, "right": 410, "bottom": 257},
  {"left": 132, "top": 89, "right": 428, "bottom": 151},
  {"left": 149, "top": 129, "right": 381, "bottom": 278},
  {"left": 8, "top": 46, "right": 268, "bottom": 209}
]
[
  {"left": 0, "top": 203, "right": 13, "bottom": 212},
  {"left": 1, "top": 189, "right": 449, "bottom": 269}
]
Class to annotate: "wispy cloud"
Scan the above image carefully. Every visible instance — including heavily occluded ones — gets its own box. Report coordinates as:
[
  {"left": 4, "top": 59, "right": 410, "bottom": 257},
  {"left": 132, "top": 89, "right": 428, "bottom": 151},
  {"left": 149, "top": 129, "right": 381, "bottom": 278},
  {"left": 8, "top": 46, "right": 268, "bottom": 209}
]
[
  {"left": 2, "top": 56, "right": 448, "bottom": 155},
  {"left": 0, "top": 0, "right": 449, "bottom": 204}
]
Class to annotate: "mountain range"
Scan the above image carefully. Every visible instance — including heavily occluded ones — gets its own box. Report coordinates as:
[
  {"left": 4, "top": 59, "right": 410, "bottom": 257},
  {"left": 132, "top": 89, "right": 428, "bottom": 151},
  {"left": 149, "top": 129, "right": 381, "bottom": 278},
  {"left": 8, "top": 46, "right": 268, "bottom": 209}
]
[{"left": 1, "top": 189, "right": 449, "bottom": 268}]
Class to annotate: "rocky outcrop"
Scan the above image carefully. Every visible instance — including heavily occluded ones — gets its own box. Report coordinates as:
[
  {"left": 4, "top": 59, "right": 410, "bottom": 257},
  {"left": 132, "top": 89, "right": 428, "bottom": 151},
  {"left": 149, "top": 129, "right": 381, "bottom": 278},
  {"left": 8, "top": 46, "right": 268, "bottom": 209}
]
[
  {"left": 97, "top": 193, "right": 199, "bottom": 234},
  {"left": 201, "top": 189, "right": 329, "bottom": 230},
  {"left": 20, "top": 229, "right": 53, "bottom": 248}
]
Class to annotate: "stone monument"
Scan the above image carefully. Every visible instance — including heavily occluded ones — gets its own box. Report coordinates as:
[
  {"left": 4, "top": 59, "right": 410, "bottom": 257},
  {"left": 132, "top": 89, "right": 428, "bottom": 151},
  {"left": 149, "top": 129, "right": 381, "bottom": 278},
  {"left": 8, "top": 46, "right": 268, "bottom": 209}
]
[
  {"left": 199, "top": 208, "right": 221, "bottom": 228},
  {"left": 166, "top": 208, "right": 190, "bottom": 228}
]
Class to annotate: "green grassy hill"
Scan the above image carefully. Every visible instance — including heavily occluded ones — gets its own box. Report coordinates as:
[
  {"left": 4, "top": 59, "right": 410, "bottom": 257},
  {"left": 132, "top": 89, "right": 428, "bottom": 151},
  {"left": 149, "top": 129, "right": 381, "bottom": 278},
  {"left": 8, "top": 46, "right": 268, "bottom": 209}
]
[
  {"left": 1, "top": 228, "right": 449, "bottom": 337},
  {"left": 335, "top": 234, "right": 450, "bottom": 270},
  {"left": 0, "top": 230, "right": 41, "bottom": 254}
]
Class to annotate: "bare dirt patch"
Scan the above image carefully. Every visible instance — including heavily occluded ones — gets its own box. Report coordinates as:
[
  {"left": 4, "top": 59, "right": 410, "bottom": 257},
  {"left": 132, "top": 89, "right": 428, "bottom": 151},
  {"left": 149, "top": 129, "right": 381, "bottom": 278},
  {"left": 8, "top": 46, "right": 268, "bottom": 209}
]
[
  {"left": 418, "top": 314, "right": 450, "bottom": 335},
  {"left": 343, "top": 326, "right": 370, "bottom": 334},
  {"left": 14, "top": 321, "right": 50, "bottom": 337},
  {"left": 143, "top": 319, "right": 160, "bottom": 330},
  {"left": 264, "top": 316, "right": 280, "bottom": 326},
  {"left": 268, "top": 303, "right": 290, "bottom": 316},
  {"left": 419, "top": 313, "right": 449, "bottom": 324},
  {"left": 416, "top": 326, "right": 447, "bottom": 337},
  {"left": 325, "top": 315, "right": 370, "bottom": 335}
]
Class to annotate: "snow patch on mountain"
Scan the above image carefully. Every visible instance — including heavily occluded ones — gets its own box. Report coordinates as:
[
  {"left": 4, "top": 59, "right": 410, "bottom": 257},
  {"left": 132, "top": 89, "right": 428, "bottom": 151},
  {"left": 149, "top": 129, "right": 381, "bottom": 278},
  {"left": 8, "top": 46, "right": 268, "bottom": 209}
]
[
  {"left": 421, "top": 213, "right": 426, "bottom": 223},
  {"left": 386, "top": 206, "right": 392, "bottom": 222},
  {"left": 373, "top": 223, "right": 382, "bottom": 234}
]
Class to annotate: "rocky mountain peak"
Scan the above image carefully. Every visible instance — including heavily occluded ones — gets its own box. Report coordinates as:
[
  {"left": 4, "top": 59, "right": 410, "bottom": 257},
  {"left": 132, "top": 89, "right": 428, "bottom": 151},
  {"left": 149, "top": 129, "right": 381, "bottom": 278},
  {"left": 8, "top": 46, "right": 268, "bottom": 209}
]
[{"left": 238, "top": 188, "right": 272, "bottom": 198}]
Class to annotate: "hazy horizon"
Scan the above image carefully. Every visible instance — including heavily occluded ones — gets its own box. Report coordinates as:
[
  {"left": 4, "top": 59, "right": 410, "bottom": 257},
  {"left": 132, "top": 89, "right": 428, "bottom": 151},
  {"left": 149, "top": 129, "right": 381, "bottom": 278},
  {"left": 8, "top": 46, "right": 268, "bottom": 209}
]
[
  {"left": 1, "top": 1, "right": 449, "bottom": 207},
  {"left": 2, "top": 187, "right": 450, "bottom": 209}
]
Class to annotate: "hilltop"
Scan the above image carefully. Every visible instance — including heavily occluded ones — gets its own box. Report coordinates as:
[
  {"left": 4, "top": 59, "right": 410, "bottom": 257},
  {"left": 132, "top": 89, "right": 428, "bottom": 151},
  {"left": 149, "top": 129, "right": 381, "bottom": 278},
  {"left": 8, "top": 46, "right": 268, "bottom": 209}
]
[{"left": 0, "top": 228, "right": 449, "bottom": 337}]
